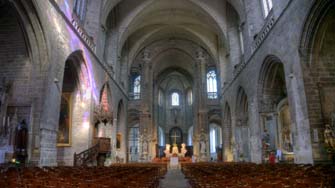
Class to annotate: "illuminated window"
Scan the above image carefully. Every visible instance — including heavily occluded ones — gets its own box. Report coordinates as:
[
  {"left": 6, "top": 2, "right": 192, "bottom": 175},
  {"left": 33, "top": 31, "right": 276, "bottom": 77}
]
[
  {"left": 262, "top": 0, "right": 273, "bottom": 18},
  {"left": 210, "top": 124, "right": 222, "bottom": 154},
  {"left": 128, "top": 125, "right": 139, "bottom": 162},
  {"left": 133, "top": 75, "right": 141, "bottom": 100},
  {"left": 171, "top": 92, "right": 179, "bottom": 106},
  {"left": 187, "top": 89, "right": 193, "bottom": 105},
  {"left": 73, "top": 0, "right": 87, "bottom": 21},
  {"left": 207, "top": 70, "right": 218, "bottom": 99}
]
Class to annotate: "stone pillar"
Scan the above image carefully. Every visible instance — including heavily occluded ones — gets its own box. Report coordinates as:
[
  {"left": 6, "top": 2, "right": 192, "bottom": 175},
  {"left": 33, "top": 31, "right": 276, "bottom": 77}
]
[
  {"left": 222, "top": 113, "right": 233, "bottom": 161},
  {"left": 249, "top": 96, "right": 262, "bottom": 163},
  {"left": 289, "top": 74, "right": 313, "bottom": 164},
  {"left": 39, "top": 76, "right": 61, "bottom": 166},
  {"left": 139, "top": 49, "right": 155, "bottom": 160},
  {"left": 194, "top": 48, "right": 209, "bottom": 160}
]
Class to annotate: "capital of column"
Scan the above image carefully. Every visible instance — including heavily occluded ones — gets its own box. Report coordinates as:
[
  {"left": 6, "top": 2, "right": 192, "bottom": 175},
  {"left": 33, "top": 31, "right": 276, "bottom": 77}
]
[{"left": 141, "top": 49, "right": 151, "bottom": 62}]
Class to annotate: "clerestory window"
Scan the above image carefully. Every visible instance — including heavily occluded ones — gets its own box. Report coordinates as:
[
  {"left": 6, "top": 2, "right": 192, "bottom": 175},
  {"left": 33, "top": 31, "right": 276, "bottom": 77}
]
[
  {"left": 207, "top": 70, "right": 218, "bottom": 99},
  {"left": 262, "top": 0, "right": 273, "bottom": 18}
]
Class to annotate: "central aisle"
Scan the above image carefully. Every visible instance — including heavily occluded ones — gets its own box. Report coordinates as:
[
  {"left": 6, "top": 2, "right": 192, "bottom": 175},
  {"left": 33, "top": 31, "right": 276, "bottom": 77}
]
[{"left": 160, "top": 168, "right": 190, "bottom": 188}]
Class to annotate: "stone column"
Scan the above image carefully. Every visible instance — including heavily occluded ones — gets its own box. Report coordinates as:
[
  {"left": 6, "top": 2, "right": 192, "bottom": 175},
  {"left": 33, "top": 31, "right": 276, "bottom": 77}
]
[
  {"left": 139, "top": 49, "right": 155, "bottom": 159},
  {"left": 289, "top": 74, "right": 313, "bottom": 164},
  {"left": 39, "top": 74, "right": 62, "bottom": 166},
  {"left": 222, "top": 113, "right": 233, "bottom": 161},
  {"left": 249, "top": 96, "right": 262, "bottom": 163},
  {"left": 194, "top": 48, "right": 209, "bottom": 160}
]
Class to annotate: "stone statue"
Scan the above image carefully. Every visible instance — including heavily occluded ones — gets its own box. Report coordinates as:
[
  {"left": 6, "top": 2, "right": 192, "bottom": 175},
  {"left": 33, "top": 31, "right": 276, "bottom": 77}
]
[
  {"left": 324, "top": 124, "right": 335, "bottom": 149},
  {"left": 142, "top": 140, "right": 148, "bottom": 154},
  {"left": 200, "top": 140, "right": 206, "bottom": 154},
  {"left": 282, "top": 127, "right": 293, "bottom": 152},
  {"left": 262, "top": 129, "right": 270, "bottom": 145},
  {"left": 164, "top": 144, "right": 171, "bottom": 157},
  {"left": 172, "top": 144, "right": 179, "bottom": 154},
  {"left": 181, "top": 143, "right": 187, "bottom": 157}
]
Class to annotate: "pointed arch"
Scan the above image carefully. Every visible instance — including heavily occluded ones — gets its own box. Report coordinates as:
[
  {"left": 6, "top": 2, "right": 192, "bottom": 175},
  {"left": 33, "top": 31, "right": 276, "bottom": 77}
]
[{"left": 235, "top": 87, "right": 250, "bottom": 161}]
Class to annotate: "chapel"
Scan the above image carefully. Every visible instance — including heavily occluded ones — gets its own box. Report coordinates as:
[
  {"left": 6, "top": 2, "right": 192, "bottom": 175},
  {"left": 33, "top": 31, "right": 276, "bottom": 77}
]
[{"left": 0, "top": 0, "right": 334, "bottom": 187}]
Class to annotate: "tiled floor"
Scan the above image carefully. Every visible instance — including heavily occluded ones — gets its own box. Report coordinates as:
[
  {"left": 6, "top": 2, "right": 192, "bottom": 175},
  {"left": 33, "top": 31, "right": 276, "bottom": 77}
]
[{"left": 160, "top": 168, "right": 190, "bottom": 188}]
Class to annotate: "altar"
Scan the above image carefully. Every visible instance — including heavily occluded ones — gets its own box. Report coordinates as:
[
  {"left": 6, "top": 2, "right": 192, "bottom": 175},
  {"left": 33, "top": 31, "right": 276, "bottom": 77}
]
[
  {"left": 164, "top": 142, "right": 188, "bottom": 169},
  {"left": 170, "top": 157, "right": 179, "bottom": 169}
]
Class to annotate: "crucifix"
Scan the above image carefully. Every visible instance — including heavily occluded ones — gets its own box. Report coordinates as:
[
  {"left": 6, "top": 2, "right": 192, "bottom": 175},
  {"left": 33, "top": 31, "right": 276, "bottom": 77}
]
[{"left": 171, "top": 130, "right": 180, "bottom": 145}]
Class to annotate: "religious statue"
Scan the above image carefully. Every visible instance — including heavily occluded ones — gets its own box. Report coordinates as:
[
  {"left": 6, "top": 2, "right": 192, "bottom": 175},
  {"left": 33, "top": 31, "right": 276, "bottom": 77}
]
[
  {"left": 139, "top": 128, "right": 151, "bottom": 161},
  {"left": 200, "top": 140, "right": 206, "bottom": 154},
  {"left": 142, "top": 140, "right": 148, "bottom": 154},
  {"left": 262, "top": 129, "right": 270, "bottom": 145},
  {"left": 181, "top": 143, "right": 187, "bottom": 157},
  {"left": 282, "top": 127, "right": 293, "bottom": 152},
  {"left": 324, "top": 124, "right": 335, "bottom": 149},
  {"left": 164, "top": 144, "right": 171, "bottom": 157}
]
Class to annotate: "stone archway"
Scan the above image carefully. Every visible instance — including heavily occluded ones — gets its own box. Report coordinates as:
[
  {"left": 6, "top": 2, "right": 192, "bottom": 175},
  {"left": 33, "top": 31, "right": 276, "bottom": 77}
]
[
  {"left": 235, "top": 87, "right": 250, "bottom": 162},
  {"left": 56, "top": 51, "right": 92, "bottom": 166},
  {"left": 300, "top": 0, "right": 335, "bottom": 162},
  {"left": 258, "top": 56, "right": 293, "bottom": 162},
  {"left": 116, "top": 100, "right": 126, "bottom": 162},
  {"left": 0, "top": 0, "right": 48, "bottom": 165}
]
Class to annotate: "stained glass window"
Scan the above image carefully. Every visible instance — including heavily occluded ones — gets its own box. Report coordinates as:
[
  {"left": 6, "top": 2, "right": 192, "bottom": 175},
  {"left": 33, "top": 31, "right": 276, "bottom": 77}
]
[
  {"left": 262, "top": 0, "right": 273, "bottom": 17},
  {"left": 171, "top": 92, "right": 179, "bottom": 106},
  {"left": 133, "top": 75, "right": 141, "bottom": 100},
  {"left": 207, "top": 70, "right": 218, "bottom": 99}
]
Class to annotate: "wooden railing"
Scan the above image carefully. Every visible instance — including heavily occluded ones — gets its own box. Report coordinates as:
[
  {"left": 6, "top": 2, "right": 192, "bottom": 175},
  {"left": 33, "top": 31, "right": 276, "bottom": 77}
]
[
  {"left": 73, "top": 144, "right": 99, "bottom": 166},
  {"left": 73, "top": 138, "right": 111, "bottom": 166}
]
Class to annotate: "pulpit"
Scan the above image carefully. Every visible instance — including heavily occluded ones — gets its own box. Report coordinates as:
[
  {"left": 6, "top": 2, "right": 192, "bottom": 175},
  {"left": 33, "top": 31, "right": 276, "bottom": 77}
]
[{"left": 93, "top": 137, "right": 111, "bottom": 166}]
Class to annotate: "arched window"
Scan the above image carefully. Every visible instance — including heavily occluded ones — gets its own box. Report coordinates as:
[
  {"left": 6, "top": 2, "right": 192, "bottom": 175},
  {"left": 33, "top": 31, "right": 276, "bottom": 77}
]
[
  {"left": 128, "top": 125, "right": 139, "bottom": 162},
  {"left": 171, "top": 92, "right": 179, "bottom": 106},
  {"left": 188, "top": 126, "right": 194, "bottom": 146},
  {"left": 261, "top": 0, "right": 273, "bottom": 18},
  {"left": 73, "top": 0, "right": 87, "bottom": 21},
  {"left": 209, "top": 124, "right": 222, "bottom": 154},
  {"left": 207, "top": 70, "right": 218, "bottom": 99},
  {"left": 133, "top": 75, "right": 141, "bottom": 100},
  {"left": 158, "top": 126, "right": 165, "bottom": 146},
  {"left": 239, "top": 27, "right": 244, "bottom": 55},
  {"left": 187, "top": 89, "right": 193, "bottom": 105}
]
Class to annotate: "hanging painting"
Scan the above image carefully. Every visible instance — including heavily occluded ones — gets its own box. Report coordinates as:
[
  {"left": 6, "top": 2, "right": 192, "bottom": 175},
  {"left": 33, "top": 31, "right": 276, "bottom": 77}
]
[{"left": 57, "top": 93, "right": 72, "bottom": 146}]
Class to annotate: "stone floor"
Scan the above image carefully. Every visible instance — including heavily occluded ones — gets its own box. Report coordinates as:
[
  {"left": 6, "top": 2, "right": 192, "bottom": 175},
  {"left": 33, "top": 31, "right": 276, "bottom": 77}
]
[{"left": 160, "top": 168, "right": 190, "bottom": 188}]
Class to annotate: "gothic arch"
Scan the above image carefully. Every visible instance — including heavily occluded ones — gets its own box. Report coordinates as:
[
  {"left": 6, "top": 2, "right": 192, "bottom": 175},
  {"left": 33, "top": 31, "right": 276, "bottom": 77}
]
[
  {"left": 258, "top": 55, "right": 287, "bottom": 113},
  {"left": 234, "top": 87, "right": 250, "bottom": 161},
  {"left": 99, "top": 83, "right": 113, "bottom": 112},
  {"left": 300, "top": 0, "right": 335, "bottom": 64},
  {"left": 116, "top": 99, "right": 127, "bottom": 160},
  {"left": 257, "top": 56, "right": 295, "bottom": 162},
  {"left": 299, "top": 1, "right": 335, "bottom": 162},
  {"left": 0, "top": 0, "right": 48, "bottom": 164},
  {"left": 236, "top": 87, "right": 248, "bottom": 119}
]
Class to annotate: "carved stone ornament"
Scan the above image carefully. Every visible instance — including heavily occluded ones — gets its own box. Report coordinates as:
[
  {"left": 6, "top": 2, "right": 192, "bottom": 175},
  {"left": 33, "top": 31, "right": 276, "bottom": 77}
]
[{"left": 93, "top": 104, "right": 113, "bottom": 125}]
